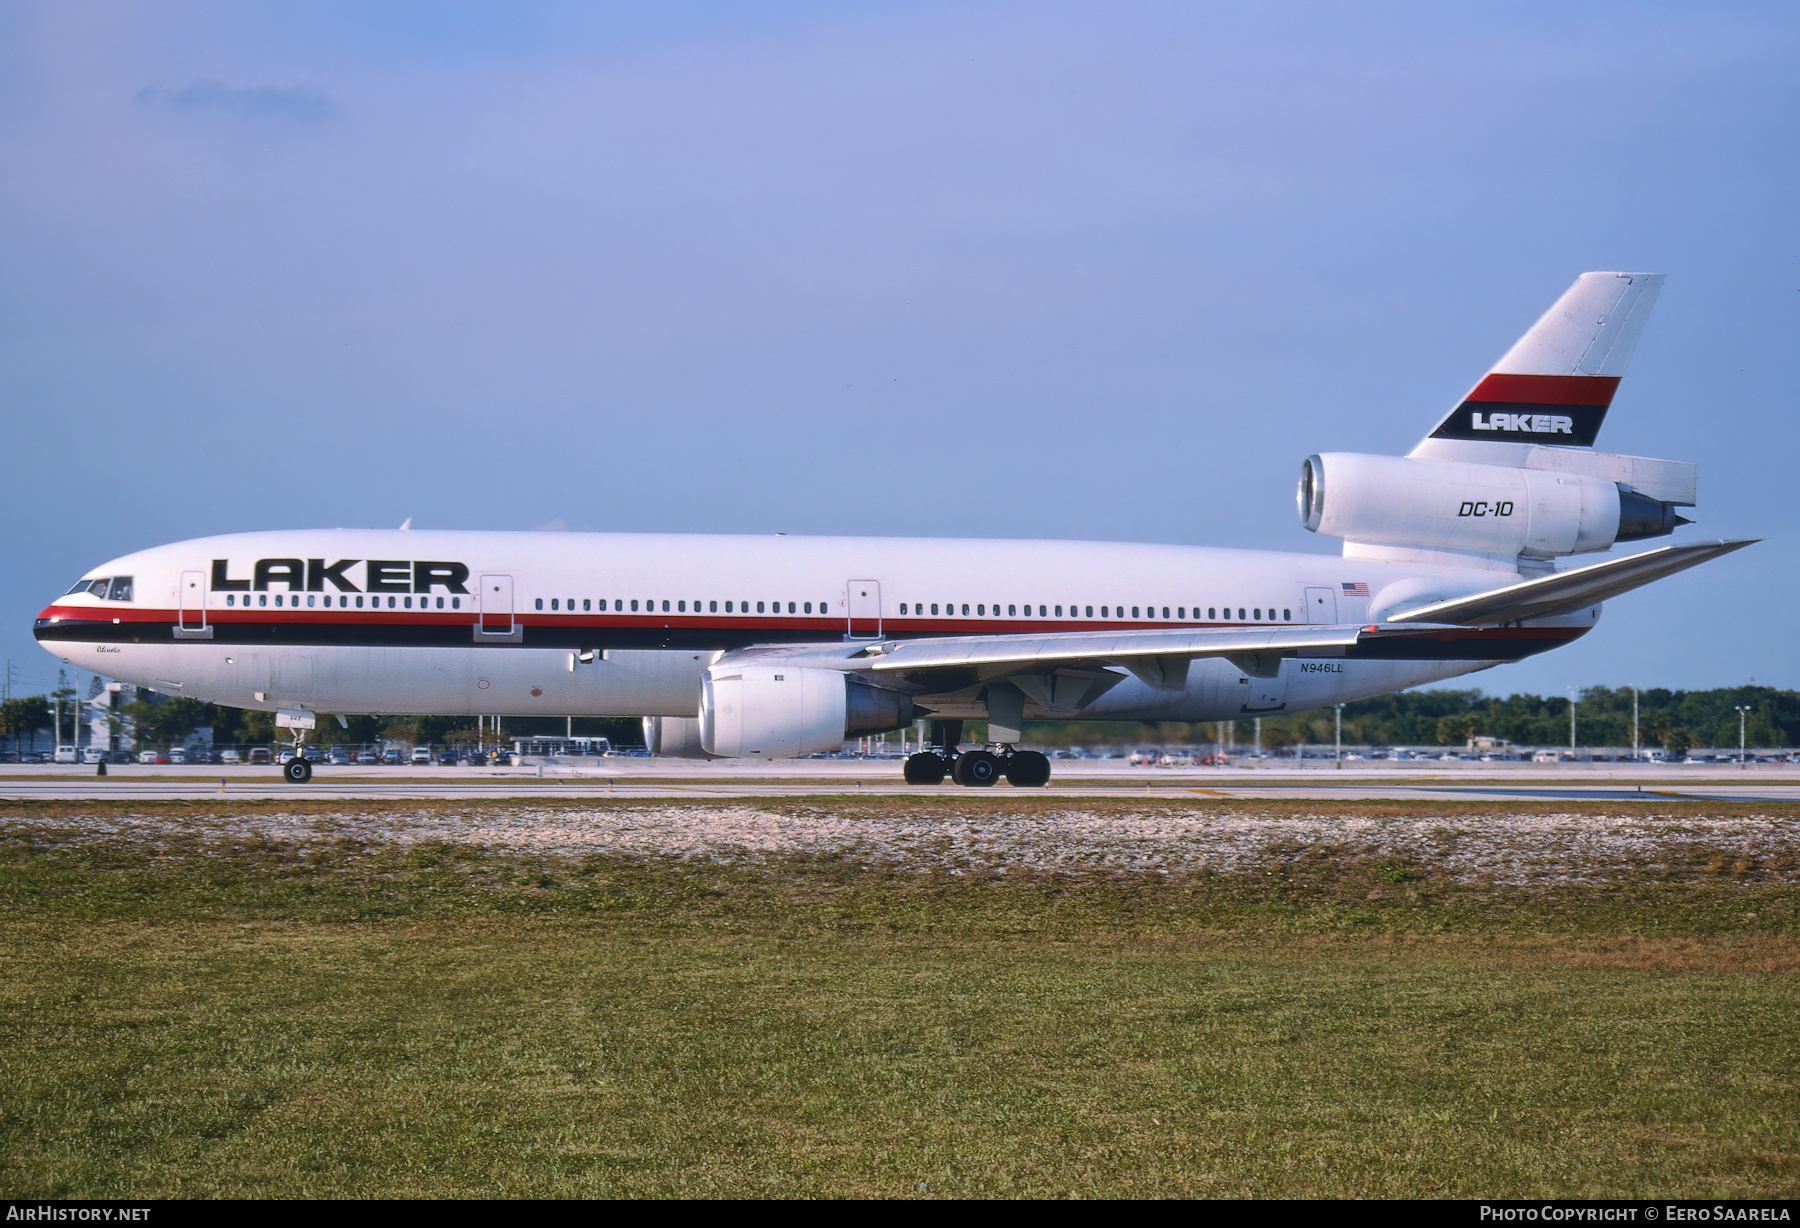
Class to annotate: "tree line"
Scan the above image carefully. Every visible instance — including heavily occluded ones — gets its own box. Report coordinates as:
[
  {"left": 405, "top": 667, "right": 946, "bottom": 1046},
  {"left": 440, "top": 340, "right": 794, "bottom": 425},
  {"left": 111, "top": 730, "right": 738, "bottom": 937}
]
[
  {"left": 6, "top": 685, "right": 1794, "bottom": 758},
  {"left": 1027, "top": 685, "right": 1798, "bottom": 755}
]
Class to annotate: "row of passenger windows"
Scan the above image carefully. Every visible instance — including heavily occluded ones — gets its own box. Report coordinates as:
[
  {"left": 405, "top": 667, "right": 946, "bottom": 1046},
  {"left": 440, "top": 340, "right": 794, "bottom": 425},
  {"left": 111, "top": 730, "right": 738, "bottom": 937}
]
[
  {"left": 527, "top": 598, "right": 1293, "bottom": 621},
  {"left": 224, "top": 593, "right": 462, "bottom": 610},
  {"left": 536, "top": 598, "right": 829, "bottom": 614},
  {"left": 896, "top": 603, "right": 1292, "bottom": 621}
]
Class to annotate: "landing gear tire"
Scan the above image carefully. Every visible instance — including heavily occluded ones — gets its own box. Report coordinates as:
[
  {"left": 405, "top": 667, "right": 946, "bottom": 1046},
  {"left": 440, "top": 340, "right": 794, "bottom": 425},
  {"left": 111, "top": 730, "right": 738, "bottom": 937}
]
[
  {"left": 1004, "top": 750, "right": 1051, "bottom": 787},
  {"left": 951, "top": 749, "right": 1001, "bottom": 787},
  {"left": 283, "top": 758, "right": 313, "bottom": 784},
  {"left": 904, "top": 752, "right": 947, "bottom": 785}
]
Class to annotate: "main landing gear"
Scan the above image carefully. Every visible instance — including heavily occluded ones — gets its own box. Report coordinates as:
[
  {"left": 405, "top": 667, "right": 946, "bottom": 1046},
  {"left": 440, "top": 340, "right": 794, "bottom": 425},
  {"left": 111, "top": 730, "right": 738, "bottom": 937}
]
[{"left": 903, "top": 721, "right": 1051, "bottom": 788}]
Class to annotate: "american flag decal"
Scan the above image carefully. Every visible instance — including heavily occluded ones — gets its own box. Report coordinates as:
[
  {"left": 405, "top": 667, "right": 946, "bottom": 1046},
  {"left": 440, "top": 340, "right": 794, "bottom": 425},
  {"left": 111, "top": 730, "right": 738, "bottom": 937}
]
[{"left": 1342, "top": 581, "right": 1370, "bottom": 597}]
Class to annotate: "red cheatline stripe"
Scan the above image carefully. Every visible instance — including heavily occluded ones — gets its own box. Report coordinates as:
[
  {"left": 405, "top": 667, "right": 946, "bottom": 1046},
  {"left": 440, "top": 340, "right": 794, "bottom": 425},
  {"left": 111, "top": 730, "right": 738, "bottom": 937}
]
[{"left": 1464, "top": 373, "right": 1619, "bottom": 406}]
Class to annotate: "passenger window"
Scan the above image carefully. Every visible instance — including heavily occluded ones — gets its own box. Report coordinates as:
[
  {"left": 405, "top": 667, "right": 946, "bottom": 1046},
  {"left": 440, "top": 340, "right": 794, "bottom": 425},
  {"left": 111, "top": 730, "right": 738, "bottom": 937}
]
[
  {"left": 355, "top": 596, "right": 363, "bottom": 609},
  {"left": 273, "top": 595, "right": 282, "bottom": 607},
  {"left": 757, "top": 601, "right": 765, "bottom": 613},
  {"left": 710, "top": 601, "right": 718, "bottom": 612},
  {"left": 405, "top": 597, "right": 413, "bottom": 609},
  {"left": 926, "top": 604, "right": 935, "bottom": 615},
  {"left": 804, "top": 602, "right": 812, "bottom": 614},
  {"left": 1007, "top": 605, "right": 1015, "bottom": 616},
  {"left": 1222, "top": 608, "right": 1230, "bottom": 619},
  {"left": 786, "top": 602, "right": 794, "bottom": 613},
  {"left": 550, "top": 599, "right": 558, "bottom": 611},
  {"left": 1238, "top": 608, "right": 1245, "bottom": 620},
  {"left": 436, "top": 597, "right": 445, "bottom": 609},
  {"left": 630, "top": 600, "right": 638, "bottom": 612},
  {"left": 1039, "top": 605, "right": 1046, "bottom": 617},
  {"left": 1162, "top": 607, "right": 1170, "bottom": 619},
  {"left": 584, "top": 599, "right": 591, "bottom": 611},
  {"left": 537, "top": 599, "right": 545, "bottom": 610},
  {"left": 1131, "top": 606, "right": 1139, "bottom": 618},
  {"left": 899, "top": 603, "right": 907, "bottom": 615},
  {"left": 960, "top": 604, "right": 969, "bottom": 615},
  {"left": 1085, "top": 606, "right": 1093, "bottom": 617},
  {"left": 660, "top": 600, "right": 669, "bottom": 612},
  {"left": 452, "top": 597, "right": 459, "bottom": 610},
  {"left": 977, "top": 604, "right": 985, "bottom": 616},
  {"left": 307, "top": 595, "right": 315, "bottom": 608},
  {"left": 226, "top": 595, "right": 235, "bottom": 607},
  {"left": 108, "top": 577, "right": 133, "bottom": 601},
  {"left": 1054, "top": 605, "right": 1061, "bottom": 616},
  {"left": 1283, "top": 608, "right": 1291, "bottom": 620},
  {"left": 257, "top": 595, "right": 266, "bottom": 607},
  {"left": 1177, "top": 607, "right": 1184, "bottom": 619},
  {"left": 1254, "top": 608, "right": 1261, "bottom": 619}
]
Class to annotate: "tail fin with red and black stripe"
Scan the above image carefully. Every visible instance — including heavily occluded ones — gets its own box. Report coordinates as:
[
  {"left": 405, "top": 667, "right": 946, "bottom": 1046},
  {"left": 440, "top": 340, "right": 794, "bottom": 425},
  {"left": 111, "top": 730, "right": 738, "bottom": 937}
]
[{"left": 1413, "top": 272, "right": 1664, "bottom": 451}]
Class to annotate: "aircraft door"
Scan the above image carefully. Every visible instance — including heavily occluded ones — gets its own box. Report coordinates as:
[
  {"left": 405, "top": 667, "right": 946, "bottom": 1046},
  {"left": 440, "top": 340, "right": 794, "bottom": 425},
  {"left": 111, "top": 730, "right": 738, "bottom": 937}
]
[
  {"left": 846, "top": 580, "right": 882, "bottom": 639},
  {"left": 179, "top": 571, "right": 205, "bottom": 629},
  {"left": 175, "top": 569, "right": 212, "bottom": 638},
  {"left": 478, "top": 574, "right": 516, "bottom": 636},
  {"left": 1304, "top": 587, "right": 1338, "bottom": 624},
  {"left": 1239, "top": 666, "right": 1289, "bottom": 714}
]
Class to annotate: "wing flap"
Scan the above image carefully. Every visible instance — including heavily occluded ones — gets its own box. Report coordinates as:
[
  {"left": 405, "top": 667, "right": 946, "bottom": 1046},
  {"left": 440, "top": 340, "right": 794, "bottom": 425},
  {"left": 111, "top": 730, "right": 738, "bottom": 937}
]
[
  {"left": 860, "top": 623, "right": 1365, "bottom": 674},
  {"left": 1389, "top": 538, "right": 1755, "bottom": 626}
]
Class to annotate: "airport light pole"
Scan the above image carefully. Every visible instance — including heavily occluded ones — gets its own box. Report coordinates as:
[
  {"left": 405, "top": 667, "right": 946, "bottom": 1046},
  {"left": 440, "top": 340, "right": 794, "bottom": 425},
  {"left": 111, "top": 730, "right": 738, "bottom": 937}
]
[
  {"left": 1736, "top": 705, "right": 1752, "bottom": 767},
  {"left": 1334, "top": 703, "right": 1343, "bottom": 770},
  {"left": 1567, "top": 689, "right": 1577, "bottom": 758},
  {"left": 1632, "top": 686, "right": 1640, "bottom": 763}
]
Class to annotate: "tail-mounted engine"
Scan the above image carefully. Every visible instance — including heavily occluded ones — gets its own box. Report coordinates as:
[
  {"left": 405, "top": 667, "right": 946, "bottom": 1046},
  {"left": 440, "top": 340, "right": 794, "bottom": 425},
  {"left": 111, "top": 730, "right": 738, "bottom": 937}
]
[{"left": 1298, "top": 452, "right": 1692, "bottom": 559}]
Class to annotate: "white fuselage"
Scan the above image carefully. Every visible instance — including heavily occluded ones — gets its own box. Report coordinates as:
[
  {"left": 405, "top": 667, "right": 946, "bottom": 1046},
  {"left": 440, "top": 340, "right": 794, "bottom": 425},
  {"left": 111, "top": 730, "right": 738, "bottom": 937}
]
[{"left": 35, "top": 528, "right": 1590, "bottom": 726}]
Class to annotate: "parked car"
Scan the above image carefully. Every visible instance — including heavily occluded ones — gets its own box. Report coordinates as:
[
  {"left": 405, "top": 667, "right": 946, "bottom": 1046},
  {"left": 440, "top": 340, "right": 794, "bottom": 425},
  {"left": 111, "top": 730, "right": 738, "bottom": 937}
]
[
  {"left": 106, "top": 750, "right": 135, "bottom": 764},
  {"left": 19, "top": 752, "right": 46, "bottom": 764},
  {"left": 167, "top": 747, "right": 187, "bottom": 764},
  {"left": 219, "top": 749, "right": 242, "bottom": 764},
  {"left": 248, "top": 748, "right": 272, "bottom": 765},
  {"left": 411, "top": 745, "right": 433, "bottom": 765},
  {"left": 0, "top": 751, "right": 17, "bottom": 764},
  {"left": 80, "top": 747, "right": 106, "bottom": 764},
  {"left": 53, "top": 746, "right": 78, "bottom": 764},
  {"left": 437, "top": 750, "right": 459, "bottom": 765},
  {"left": 465, "top": 751, "right": 488, "bottom": 766},
  {"left": 382, "top": 748, "right": 403, "bottom": 765},
  {"left": 328, "top": 748, "right": 351, "bottom": 765},
  {"left": 137, "top": 750, "right": 159, "bottom": 764}
]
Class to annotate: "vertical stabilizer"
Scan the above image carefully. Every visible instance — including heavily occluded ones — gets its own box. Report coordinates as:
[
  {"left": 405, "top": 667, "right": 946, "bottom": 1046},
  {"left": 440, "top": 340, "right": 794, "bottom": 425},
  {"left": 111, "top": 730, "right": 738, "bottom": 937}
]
[{"left": 1411, "top": 272, "right": 1663, "bottom": 455}]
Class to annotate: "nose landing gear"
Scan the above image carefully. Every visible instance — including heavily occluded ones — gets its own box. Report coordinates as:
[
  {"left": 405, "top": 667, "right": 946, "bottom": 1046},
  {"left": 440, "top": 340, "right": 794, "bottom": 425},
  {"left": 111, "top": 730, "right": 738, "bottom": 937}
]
[{"left": 282, "top": 725, "right": 315, "bottom": 784}]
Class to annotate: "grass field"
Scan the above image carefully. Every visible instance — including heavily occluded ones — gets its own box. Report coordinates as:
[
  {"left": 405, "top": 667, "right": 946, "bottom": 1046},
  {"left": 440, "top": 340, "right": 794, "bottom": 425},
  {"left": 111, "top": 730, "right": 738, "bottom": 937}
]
[{"left": 1, "top": 798, "right": 1796, "bottom": 1198}]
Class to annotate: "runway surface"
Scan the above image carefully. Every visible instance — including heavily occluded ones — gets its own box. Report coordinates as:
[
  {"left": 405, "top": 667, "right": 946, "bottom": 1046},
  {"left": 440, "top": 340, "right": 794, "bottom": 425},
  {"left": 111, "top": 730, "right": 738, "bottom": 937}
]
[{"left": 3, "top": 761, "right": 1797, "bottom": 803}]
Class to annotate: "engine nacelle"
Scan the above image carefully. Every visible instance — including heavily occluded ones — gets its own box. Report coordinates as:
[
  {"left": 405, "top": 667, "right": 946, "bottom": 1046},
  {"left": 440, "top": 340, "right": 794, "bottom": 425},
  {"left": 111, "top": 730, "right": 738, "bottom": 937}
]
[
  {"left": 699, "top": 666, "right": 915, "bottom": 759},
  {"left": 1298, "top": 452, "right": 1686, "bottom": 558},
  {"left": 643, "top": 716, "right": 711, "bottom": 758}
]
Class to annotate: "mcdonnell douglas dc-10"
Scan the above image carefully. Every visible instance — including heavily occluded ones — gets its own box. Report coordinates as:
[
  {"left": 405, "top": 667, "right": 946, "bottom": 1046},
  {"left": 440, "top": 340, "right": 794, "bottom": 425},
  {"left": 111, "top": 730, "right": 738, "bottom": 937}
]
[{"left": 36, "top": 273, "right": 1751, "bottom": 784}]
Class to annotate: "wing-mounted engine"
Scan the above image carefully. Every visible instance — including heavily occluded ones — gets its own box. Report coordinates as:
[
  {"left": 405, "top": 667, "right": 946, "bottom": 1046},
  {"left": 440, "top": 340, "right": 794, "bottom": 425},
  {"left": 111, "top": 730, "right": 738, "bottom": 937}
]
[
  {"left": 699, "top": 666, "right": 915, "bottom": 759},
  {"left": 1298, "top": 451, "right": 1692, "bottom": 561}
]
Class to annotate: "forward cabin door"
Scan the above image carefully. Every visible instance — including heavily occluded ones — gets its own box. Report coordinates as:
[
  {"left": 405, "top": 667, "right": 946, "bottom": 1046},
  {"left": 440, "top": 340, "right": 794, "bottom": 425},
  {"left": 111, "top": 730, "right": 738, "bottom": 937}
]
[
  {"left": 178, "top": 571, "right": 205, "bottom": 629},
  {"left": 846, "top": 580, "right": 882, "bottom": 639},
  {"left": 478, "top": 574, "right": 516, "bottom": 637},
  {"left": 175, "top": 569, "right": 211, "bottom": 638},
  {"left": 1303, "top": 586, "right": 1338, "bottom": 625}
]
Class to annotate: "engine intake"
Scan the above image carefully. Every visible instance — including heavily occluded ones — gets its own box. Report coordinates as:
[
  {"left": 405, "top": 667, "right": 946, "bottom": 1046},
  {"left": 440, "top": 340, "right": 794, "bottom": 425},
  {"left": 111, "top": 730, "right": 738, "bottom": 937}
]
[
  {"left": 700, "top": 666, "right": 915, "bottom": 759},
  {"left": 1299, "top": 452, "right": 1688, "bottom": 558}
]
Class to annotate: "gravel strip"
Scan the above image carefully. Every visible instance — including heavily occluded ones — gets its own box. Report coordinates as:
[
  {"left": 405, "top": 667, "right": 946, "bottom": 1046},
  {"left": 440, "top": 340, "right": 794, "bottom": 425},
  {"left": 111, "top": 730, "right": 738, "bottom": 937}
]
[{"left": 6, "top": 806, "right": 1798, "bottom": 885}]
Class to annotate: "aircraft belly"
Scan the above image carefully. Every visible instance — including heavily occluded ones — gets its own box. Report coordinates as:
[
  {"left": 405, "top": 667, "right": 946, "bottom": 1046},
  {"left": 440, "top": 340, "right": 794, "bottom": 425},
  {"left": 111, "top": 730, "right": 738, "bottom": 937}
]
[
  {"left": 40, "top": 640, "right": 707, "bottom": 718},
  {"left": 1079, "top": 657, "right": 1491, "bottom": 722}
]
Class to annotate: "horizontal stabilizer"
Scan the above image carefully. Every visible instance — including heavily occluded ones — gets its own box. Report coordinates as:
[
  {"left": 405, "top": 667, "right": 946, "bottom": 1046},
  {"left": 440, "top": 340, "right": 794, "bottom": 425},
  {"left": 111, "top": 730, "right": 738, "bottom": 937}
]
[{"left": 1388, "top": 539, "right": 1755, "bottom": 626}]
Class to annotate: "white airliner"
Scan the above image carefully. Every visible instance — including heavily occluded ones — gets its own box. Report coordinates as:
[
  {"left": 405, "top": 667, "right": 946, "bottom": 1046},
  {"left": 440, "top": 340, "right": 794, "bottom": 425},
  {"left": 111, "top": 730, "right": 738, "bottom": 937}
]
[{"left": 36, "top": 273, "right": 1751, "bottom": 785}]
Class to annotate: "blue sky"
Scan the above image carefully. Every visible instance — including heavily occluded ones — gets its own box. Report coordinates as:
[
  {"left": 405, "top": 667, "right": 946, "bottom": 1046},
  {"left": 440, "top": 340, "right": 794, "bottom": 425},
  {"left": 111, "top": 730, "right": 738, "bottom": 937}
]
[{"left": 2, "top": 1, "right": 1795, "bottom": 699}]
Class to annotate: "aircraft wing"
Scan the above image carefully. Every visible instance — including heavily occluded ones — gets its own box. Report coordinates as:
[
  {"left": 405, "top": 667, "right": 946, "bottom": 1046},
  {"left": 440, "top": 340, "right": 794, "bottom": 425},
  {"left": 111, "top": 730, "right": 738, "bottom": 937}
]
[{"left": 1388, "top": 538, "right": 1755, "bottom": 626}]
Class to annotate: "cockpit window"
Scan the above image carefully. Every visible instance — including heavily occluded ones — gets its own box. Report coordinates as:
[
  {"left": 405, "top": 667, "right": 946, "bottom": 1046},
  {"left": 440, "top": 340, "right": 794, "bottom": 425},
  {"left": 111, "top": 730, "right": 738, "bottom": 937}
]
[
  {"left": 67, "top": 579, "right": 103, "bottom": 596},
  {"left": 107, "top": 577, "right": 133, "bottom": 602}
]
